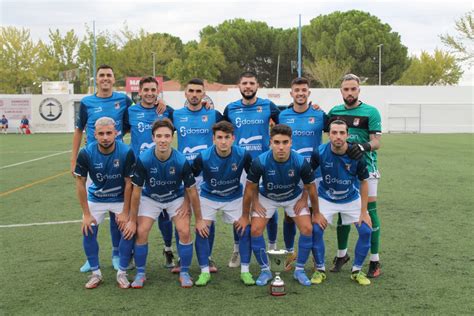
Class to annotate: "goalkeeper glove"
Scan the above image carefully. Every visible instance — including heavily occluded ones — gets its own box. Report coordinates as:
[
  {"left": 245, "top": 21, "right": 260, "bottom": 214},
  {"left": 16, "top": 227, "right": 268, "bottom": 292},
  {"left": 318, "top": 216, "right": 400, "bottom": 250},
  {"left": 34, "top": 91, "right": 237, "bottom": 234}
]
[{"left": 346, "top": 142, "right": 371, "bottom": 160}]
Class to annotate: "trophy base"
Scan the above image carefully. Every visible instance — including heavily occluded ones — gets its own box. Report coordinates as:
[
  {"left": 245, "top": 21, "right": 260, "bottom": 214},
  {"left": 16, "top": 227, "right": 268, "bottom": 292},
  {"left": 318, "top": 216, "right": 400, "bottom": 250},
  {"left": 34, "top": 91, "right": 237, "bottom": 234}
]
[{"left": 270, "top": 277, "right": 286, "bottom": 296}]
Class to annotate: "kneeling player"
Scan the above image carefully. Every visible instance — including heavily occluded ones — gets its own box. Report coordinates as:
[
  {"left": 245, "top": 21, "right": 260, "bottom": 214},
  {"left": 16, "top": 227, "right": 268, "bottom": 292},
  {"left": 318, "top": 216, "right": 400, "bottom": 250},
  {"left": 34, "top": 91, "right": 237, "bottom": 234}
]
[
  {"left": 118, "top": 119, "right": 208, "bottom": 288},
  {"left": 74, "top": 117, "right": 135, "bottom": 289},
  {"left": 235, "top": 124, "right": 319, "bottom": 287},
  {"left": 192, "top": 121, "right": 254, "bottom": 286},
  {"left": 310, "top": 120, "right": 372, "bottom": 285}
]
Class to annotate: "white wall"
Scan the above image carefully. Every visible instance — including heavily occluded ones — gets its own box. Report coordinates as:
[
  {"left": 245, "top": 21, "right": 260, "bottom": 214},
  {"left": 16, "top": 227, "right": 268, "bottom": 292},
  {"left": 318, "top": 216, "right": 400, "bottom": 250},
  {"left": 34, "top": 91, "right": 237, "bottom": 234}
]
[{"left": 1, "top": 86, "right": 472, "bottom": 133}]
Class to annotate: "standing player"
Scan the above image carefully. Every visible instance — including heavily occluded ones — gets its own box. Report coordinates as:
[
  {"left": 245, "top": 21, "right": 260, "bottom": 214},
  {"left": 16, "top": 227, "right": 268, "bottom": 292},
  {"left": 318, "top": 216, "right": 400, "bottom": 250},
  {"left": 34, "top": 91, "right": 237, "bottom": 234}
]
[
  {"left": 171, "top": 78, "right": 222, "bottom": 273},
  {"left": 71, "top": 64, "right": 133, "bottom": 273},
  {"left": 223, "top": 71, "right": 280, "bottom": 267},
  {"left": 192, "top": 121, "right": 254, "bottom": 286},
  {"left": 74, "top": 117, "right": 135, "bottom": 289},
  {"left": 235, "top": 124, "right": 319, "bottom": 287},
  {"left": 279, "top": 77, "right": 327, "bottom": 270},
  {"left": 18, "top": 115, "right": 31, "bottom": 134},
  {"left": 327, "top": 74, "right": 383, "bottom": 278},
  {"left": 121, "top": 119, "right": 208, "bottom": 288},
  {"left": 127, "top": 76, "right": 176, "bottom": 268},
  {"left": 1, "top": 115, "right": 8, "bottom": 134},
  {"left": 310, "top": 120, "right": 372, "bottom": 285}
]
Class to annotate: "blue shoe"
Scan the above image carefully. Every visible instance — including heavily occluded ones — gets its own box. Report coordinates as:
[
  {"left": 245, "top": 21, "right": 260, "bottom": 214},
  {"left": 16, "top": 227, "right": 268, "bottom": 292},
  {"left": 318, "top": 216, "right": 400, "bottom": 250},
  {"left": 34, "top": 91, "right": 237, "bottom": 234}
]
[
  {"left": 256, "top": 270, "right": 272, "bottom": 286},
  {"left": 179, "top": 272, "right": 193, "bottom": 288},
  {"left": 294, "top": 269, "right": 311, "bottom": 286},
  {"left": 80, "top": 260, "right": 91, "bottom": 273},
  {"left": 131, "top": 273, "right": 146, "bottom": 289},
  {"left": 112, "top": 256, "right": 120, "bottom": 271}
]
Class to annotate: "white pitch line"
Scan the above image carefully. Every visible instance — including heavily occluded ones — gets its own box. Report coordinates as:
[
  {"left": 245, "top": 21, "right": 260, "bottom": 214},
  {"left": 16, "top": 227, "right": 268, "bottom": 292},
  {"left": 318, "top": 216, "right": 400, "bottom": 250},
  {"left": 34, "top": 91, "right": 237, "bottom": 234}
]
[
  {"left": 0, "top": 150, "right": 71, "bottom": 170},
  {"left": 0, "top": 218, "right": 110, "bottom": 228}
]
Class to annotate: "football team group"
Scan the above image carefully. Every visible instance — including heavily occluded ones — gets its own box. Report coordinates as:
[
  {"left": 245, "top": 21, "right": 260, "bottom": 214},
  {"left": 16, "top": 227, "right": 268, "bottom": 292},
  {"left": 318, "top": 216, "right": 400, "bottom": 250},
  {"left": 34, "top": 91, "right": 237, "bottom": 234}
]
[{"left": 71, "top": 65, "right": 383, "bottom": 290}]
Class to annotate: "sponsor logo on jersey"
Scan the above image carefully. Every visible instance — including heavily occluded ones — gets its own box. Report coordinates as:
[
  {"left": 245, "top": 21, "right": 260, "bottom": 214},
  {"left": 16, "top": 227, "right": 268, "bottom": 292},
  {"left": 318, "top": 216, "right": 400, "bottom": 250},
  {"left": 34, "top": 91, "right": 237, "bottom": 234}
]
[
  {"left": 93, "top": 107, "right": 103, "bottom": 113},
  {"left": 94, "top": 163, "right": 103, "bottom": 169},
  {"left": 324, "top": 175, "right": 352, "bottom": 185},
  {"left": 169, "top": 166, "right": 175, "bottom": 175},
  {"left": 288, "top": 169, "right": 294, "bottom": 177},
  {"left": 268, "top": 170, "right": 276, "bottom": 176},
  {"left": 235, "top": 117, "right": 264, "bottom": 128},
  {"left": 138, "top": 122, "right": 153, "bottom": 133},
  {"left": 115, "top": 102, "right": 120, "bottom": 109},
  {"left": 137, "top": 113, "right": 145, "bottom": 119},
  {"left": 235, "top": 108, "right": 243, "bottom": 113},
  {"left": 293, "top": 130, "right": 315, "bottom": 136},
  {"left": 150, "top": 167, "right": 158, "bottom": 174},
  {"left": 179, "top": 126, "right": 210, "bottom": 137},
  {"left": 179, "top": 116, "right": 188, "bottom": 122},
  {"left": 96, "top": 173, "right": 122, "bottom": 182},
  {"left": 210, "top": 166, "right": 219, "bottom": 172},
  {"left": 285, "top": 118, "right": 295, "bottom": 124},
  {"left": 231, "top": 163, "right": 238, "bottom": 171},
  {"left": 353, "top": 118, "right": 360, "bottom": 126},
  {"left": 202, "top": 115, "right": 208, "bottom": 122},
  {"left": 257, "top": 106, "right": 262, "bottom": 113},
  {"left": 308, "top": 117, "right": 315, "bottom": 124},
  {"left": 324, "top": 162, "right": 333, "bottom": 168},
  {"left": 113, "top": 159, "right": 120, "bottom": 168}
]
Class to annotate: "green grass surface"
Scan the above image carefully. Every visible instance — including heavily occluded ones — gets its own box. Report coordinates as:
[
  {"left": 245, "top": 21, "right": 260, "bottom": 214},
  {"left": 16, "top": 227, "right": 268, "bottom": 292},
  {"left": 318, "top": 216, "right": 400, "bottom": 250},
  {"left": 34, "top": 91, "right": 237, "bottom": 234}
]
[{"left": 0, "top": 133, "right": 473, "bottom": 314}]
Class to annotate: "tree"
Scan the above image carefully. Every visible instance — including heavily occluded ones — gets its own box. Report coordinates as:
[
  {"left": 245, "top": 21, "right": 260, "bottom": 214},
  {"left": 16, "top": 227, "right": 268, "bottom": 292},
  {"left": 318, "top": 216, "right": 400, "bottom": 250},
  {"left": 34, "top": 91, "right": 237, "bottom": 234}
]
[
  {"left": 272, "top": 28, "right": 299, "bottom": 88},
  {"left": 166, "top": 40, "right": 225, "bottom": 85},
  {"left": 396, "top": 49, "right": 463, "bottom": 85},
  {"left": 303, "top": 10, "right": 409, "bottom": 85},
  {"left": 304, "top": 57, "right": 350, "bottom": 88},
  {"left": 200, "top": 19, "right": 277, "bottom": 86},
  {"left": 440, "top": 10, "right": 474, "bottom": 67},
  {"left": 0, "top": 26, "right": 40, "bottom": 93}
]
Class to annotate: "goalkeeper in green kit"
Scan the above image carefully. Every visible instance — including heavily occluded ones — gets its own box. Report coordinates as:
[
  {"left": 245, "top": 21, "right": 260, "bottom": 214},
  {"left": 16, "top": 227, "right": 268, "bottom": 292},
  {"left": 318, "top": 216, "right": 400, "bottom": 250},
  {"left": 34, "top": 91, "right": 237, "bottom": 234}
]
[{"left": 327, "top": 74, "right": 382, "bottom": 278}]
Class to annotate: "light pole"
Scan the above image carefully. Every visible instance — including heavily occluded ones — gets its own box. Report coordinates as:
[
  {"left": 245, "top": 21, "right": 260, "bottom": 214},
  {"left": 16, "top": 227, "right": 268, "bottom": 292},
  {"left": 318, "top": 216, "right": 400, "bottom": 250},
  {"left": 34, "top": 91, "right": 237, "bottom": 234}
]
[
  {"left": 377, "top": 44, "right": 383, "bottom": 85},
  {"left": 152, "top": 52, "right": 156, "bottom": 77}
]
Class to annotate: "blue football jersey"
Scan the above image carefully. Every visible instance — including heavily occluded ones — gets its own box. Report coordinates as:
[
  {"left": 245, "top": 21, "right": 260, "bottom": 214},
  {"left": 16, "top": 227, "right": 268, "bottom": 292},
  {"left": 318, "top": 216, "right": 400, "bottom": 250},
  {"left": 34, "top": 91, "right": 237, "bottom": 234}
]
[
  {"left": 279, "top": 106, "right": 327, "bottom": 160},
  {"left": 311, "top": 143, "right": 369, "bottom": 203},
  {"left": 132, "top": 148, "right": 196, "bottom": 203},
  {"left": 172, "top": 107, "right": 223, "bottom": 163},
  {"left": 192, "top": 145, "right": 252, "bottom": 202},
  {"left": 223, "top": 98, "right": 280, "bottom": 159},
  {"left": 76, "top": 92, "right": 132, "bottom": 144},
  {"left": 127, "top": 103, "right": 174, "bottom": 157},
  {"left": 247, "top": 150, "right": 315, "bottom": 202},
  {"left": 74, "top": 141, "right": 135, "bottom": 203}
]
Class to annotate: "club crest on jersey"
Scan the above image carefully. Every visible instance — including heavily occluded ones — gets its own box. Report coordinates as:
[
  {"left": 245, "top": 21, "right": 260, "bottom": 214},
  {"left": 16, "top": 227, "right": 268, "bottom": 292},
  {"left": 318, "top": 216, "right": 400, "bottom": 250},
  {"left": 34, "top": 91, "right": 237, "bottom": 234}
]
[
  {"left": 115, "top": 102, "right": 120, "bottom": 110},
  {"left": 257, "top": 106, "right": 263, "bottom": 113},
  {"left": 308, "top": 117, "right": 315, "bottom": 124},
  {"left": 288, "top": 169, "right": 295, "bottom": 177},
  {"left": 202, "top": 115, "right": 208, "bottom": 122},
  {"left": 345, "top": 164, "right": 352, "bottom": 171},
  {"left": 353, "top": 118, "right": 360, "bottom": 126},
  {"left": 169, "top": 167, "right": 176, "bottom": 175},
  {"left": 231, "top": 163, "right": 238, "bottom": 172},
  {"left": 113, "top": 159, "right": 120, "bottom": 168}
]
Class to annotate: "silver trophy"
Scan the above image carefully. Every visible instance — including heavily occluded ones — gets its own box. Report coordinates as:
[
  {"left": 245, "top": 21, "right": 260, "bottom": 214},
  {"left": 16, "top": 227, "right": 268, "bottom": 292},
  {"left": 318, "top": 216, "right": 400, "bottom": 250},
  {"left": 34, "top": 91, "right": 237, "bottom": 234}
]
[{"left": 267, "top": 249, "right": 288, "bottom": 296}]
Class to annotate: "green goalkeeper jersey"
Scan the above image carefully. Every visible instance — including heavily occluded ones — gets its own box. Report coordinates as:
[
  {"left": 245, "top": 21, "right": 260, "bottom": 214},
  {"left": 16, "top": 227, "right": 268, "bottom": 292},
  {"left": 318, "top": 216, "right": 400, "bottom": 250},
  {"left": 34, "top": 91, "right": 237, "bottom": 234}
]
[{"left": 328, "top": 102, "right": 381, "bottom": 173}]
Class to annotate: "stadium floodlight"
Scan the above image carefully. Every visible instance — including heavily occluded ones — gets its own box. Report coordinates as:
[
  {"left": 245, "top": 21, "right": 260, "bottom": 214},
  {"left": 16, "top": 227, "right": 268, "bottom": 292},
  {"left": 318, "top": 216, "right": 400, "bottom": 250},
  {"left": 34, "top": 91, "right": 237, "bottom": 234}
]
[{"left": 377, "top": 44, "right": 383, "bottom": 85}]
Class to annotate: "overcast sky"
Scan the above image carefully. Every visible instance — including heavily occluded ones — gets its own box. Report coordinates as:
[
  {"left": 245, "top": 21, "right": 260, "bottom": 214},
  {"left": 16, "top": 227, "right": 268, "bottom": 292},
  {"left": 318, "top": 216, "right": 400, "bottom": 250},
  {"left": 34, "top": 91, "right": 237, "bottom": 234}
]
[{"left": 1, "top": 0, "right": 472, "bottom": 84}]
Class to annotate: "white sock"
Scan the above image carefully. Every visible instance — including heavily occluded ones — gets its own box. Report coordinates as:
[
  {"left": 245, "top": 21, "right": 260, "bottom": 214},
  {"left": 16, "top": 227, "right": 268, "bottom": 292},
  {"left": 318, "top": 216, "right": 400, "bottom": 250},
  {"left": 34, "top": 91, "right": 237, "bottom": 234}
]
[
  {"left": 352, "top": 266, "right": 361, "bottom": 273},
  {"left": 370, "top": 254, "right": 379, "bottom": 262},
  {"left": 337, "top": 249, "right": 347, "bottom": 258},
  {"left": 233, "top": 243, "right": 240, "bottom": 252},
  {"left": 92, "top": 269, "right": 102, "bottom": 276},
  {"left": 164, "top": 246, "right": 172, "bottom": 252},
  {"left": 268, "top": 243, "right": 277, "bottom": 251},
  {"left": 117, "top": 269, "right": 126, "bottom": 275},
  {"left": 241, "top": 264, "right": 249, "bottom": 273},
  {"left": 201, "top": 266, "right": 210, "bottom": 273}
]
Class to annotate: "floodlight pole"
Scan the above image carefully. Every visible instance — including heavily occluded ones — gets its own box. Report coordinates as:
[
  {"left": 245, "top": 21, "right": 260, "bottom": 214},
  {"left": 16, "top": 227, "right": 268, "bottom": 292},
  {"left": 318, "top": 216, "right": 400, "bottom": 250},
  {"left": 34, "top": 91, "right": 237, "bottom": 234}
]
[
  {"left": 152, "top": 52, "right": 156, "bottom": 77},
  {"left": 298, "top": 14, "right": 302, "bottom": 77},
  {"left": 378, "top": 44, "right": 383, "bottom": 85},
  {"left": 92, "top": 20, "right": 97, "bottom": 94}
]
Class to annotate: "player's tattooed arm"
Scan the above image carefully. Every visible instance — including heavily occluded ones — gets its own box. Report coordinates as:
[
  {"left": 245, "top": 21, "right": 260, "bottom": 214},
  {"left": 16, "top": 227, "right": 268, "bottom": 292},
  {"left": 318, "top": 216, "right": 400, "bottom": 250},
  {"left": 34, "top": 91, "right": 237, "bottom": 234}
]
[
  {"left": 76, "top": 176, "right": 96, "bottom": 236},
  {"left": 358, "top": 180, "right": 372, "bottom": 228}
]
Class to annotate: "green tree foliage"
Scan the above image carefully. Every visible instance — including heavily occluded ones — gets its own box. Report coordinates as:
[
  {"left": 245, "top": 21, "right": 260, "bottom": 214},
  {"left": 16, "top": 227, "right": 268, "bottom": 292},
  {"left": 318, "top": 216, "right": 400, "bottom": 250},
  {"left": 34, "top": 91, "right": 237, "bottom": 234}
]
[
  {"left": 304, "top": 57, "right": 350, "bottom": 88},
  {"left": 396, "top": 49, "right": 463, "bottom": 85},
  {"left": 200, "top": 19, "right": 277, "bottom": 86},
  {"left": 272, "top": 28, "right": 299, "bottom": 87},
  {"left": 0, "top": 27, "right": 40, "bottom": 93},
  {"left": 303, "top": 10, "right": 409, "bottom": 85},
  {"left": 440, "top": 10, "right": 474, "bottom": 67},
  {"left": 166, "top": 40, "right": 225, "bottom": 86}
]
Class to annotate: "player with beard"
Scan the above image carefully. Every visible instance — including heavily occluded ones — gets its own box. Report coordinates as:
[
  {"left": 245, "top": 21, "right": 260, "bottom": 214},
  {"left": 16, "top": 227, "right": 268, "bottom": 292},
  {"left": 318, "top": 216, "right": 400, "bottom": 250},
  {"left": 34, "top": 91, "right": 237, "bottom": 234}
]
[
  {"left": 223, "top": 71, "right": 280, "bottom": 268},
  {"left": 327, "top": 74, "right": 383, "bottom": 278}
]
